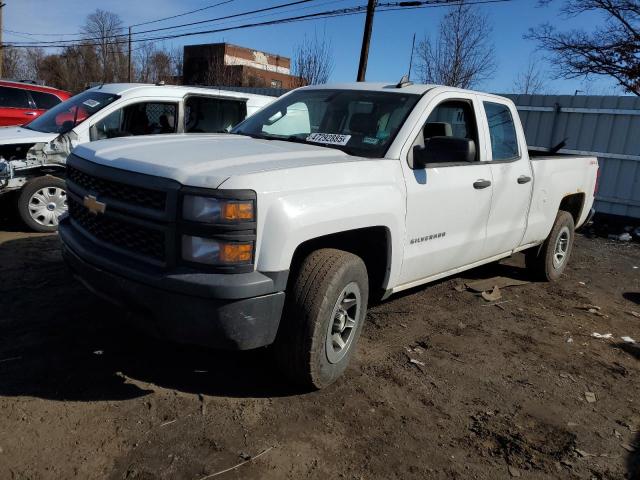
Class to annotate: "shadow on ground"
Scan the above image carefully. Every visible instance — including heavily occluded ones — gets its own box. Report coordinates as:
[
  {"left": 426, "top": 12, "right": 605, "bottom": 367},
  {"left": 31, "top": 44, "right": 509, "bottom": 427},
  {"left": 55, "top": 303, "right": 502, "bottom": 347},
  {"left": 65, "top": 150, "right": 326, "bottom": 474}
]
[
  {"left": 0, "top": 192, "right": 29, "bottom": 233},
  {"left": 623, "top": 292, "right": 640, "bottom": 305},
  {"left": 0, "top": 235, "right": 304, "bottom": 402},
  {"left": 0, "top": 234, "right": 540, "bottom": 403}
]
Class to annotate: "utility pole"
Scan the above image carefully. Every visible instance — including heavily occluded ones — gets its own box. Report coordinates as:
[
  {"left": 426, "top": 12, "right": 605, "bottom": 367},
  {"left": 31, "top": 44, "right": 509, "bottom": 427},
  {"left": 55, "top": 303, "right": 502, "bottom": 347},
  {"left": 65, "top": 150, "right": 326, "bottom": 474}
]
[
  {"left": 0, "top": 3, "right": 6, "bottom": 79},
  {"left": 127, "top": 26, "right": 132, "bottom": 82},
  {"left": 356, "top": 0, "right": 376, "bottom": 82}
]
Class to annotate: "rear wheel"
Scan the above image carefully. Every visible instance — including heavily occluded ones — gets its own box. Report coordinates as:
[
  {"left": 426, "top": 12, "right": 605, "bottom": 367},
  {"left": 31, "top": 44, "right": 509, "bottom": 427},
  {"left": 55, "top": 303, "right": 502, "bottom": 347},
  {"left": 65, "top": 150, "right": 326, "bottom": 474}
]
[
  {"left": 275, "top": 248, "right": 369, "bottom": 390},
  {"left": 525, "top": 210, "right": 575, "bottom": 281},
  {"left": 17, "top": 175, "right": 67, "bottom": 233}
]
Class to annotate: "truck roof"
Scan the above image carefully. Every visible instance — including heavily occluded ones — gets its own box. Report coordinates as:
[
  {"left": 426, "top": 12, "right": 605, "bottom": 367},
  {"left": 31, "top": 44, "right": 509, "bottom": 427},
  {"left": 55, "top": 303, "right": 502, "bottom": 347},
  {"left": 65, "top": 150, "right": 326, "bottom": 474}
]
[
  {"left": 298, "top": 82, "right": 513, "bottom": 103},
  {"left": 299, "top": 82, "right": 437, "bottom": 96},
  {"left": 85, "top": 83, "right": 276, "bottom": 101}
]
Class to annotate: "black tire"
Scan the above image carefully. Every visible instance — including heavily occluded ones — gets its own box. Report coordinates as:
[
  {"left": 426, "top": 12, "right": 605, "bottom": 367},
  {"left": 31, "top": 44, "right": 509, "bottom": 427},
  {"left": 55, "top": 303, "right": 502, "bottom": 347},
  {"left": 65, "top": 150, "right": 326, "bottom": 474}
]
[
  {"left": 525, "top": 210, "right": 575, "bottom": 282},
  {"left": 275, "top": 248, "right": 369, "bottom": 390},
  {"left": 17, "top": 175, "right": 67, "bottom": 233}
]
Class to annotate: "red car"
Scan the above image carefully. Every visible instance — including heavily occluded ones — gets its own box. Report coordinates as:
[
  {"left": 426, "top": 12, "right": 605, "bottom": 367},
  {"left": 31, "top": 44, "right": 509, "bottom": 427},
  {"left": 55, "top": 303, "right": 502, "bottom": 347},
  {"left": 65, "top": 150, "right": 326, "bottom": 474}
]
[{"left": 0, "top": 80, "right": 71, "bottom": 127}]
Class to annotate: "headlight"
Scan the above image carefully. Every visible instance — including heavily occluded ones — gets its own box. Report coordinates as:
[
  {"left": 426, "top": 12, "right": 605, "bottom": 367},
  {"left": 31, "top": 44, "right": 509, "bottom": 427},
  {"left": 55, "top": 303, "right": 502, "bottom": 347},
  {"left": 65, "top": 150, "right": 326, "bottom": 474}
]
[
  {"left": 182, "top": 235, "right": 253, "bottom": 266},
  {"left": 182, "top": 195, "right": 255, "bottom": 224}
]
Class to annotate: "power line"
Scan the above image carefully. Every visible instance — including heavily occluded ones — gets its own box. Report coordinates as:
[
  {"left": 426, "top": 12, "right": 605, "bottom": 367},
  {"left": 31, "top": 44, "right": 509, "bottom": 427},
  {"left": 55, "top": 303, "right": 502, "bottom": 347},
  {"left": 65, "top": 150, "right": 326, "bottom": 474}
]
[
  {"left": 5, "top": 0, "right": 317, "bottom": 46},
  {"left": 2, "top": 0, "right": 238, "bottom": 37},
  {"left": 131, "top": 0, "right": 236, "bottom": 27},
  {"left": 5, "top": 0, "right": 514, "bottom": 49}
]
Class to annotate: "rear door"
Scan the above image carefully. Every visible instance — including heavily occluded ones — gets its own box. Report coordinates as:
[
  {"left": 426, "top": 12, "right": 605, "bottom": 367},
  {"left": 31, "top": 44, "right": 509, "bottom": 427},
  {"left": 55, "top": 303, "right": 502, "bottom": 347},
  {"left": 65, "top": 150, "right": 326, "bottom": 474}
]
[
  {"left": 0, "top": 86, "right": 36, "bottom": 126},
  {"left": 479, "top": 99, "right": 533, "bottom": 258},
  {"left": 398, "top": 92, "right": 494, "bottom": 286}
]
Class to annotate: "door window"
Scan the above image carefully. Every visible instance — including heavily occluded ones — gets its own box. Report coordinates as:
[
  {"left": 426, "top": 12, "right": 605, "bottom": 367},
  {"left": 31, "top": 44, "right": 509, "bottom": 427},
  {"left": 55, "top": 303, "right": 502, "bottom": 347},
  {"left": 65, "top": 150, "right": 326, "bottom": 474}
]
[
  {"left": 483, "top": 102, "right": 519, "bottom": 160},
  {"left": 91, "top": 102, "right": 177, "bottom": 140},
  {"left": 185, "top": 96, "right": 246, "bottom": 133},
  {"left": 31, "top": 91, "right": 62, "bottom": 110},
  {"left": 423, "top": 100, "right": 478, "bottom": 143},
  {"left": 0, "top": 86, "right": 30, "bottom": 108}
]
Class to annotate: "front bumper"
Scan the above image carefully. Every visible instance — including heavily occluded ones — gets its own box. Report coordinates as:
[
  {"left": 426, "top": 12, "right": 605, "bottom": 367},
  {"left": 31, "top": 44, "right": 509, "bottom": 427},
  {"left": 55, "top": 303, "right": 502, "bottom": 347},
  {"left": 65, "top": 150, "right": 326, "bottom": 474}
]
[{"left": 59, "top": 218, "right": 287, "bottom": 350}]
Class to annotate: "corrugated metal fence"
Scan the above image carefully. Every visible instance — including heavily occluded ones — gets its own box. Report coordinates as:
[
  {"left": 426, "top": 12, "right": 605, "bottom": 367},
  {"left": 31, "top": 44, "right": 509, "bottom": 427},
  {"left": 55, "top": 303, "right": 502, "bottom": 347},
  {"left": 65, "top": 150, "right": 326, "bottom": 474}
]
[{"left": 503, "top": 94, "right": 640, "bottom": 218}]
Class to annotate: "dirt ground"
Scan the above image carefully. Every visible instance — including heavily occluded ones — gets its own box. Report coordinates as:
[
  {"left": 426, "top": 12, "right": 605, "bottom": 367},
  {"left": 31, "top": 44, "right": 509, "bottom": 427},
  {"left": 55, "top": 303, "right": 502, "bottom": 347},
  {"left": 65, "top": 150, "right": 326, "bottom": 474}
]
[{"left": 1, "top": 203, "right": 640, "bottom": 479}]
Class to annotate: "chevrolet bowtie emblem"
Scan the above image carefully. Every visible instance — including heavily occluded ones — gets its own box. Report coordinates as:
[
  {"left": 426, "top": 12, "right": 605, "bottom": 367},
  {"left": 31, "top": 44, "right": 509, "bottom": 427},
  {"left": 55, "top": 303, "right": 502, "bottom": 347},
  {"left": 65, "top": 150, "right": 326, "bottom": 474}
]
[{"left": 83, "top": 195, "right": 106, "bottom": 215}]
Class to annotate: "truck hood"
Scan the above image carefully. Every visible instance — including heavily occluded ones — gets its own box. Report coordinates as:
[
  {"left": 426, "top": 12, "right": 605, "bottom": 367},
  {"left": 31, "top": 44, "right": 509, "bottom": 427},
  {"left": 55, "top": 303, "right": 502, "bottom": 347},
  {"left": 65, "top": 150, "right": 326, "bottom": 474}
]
[
  {"left": 0, "top": 126, "right": 58, "bottom": 145},
  {"left": 73, "top": 134, "right": 361, "bottom": 188}
]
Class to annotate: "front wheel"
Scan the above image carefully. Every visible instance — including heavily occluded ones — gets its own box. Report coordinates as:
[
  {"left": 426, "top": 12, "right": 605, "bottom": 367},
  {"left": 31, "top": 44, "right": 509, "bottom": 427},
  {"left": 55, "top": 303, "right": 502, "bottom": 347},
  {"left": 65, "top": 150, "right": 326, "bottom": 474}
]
[
  {"left": 17, "top": 175, "right": 67, "bottom": 233},
  {"left": 274, "top": 248, "right": 369, "bottom": 390},
  {"left": 525, "top": 210, "right": 575, "bottom": 281}
]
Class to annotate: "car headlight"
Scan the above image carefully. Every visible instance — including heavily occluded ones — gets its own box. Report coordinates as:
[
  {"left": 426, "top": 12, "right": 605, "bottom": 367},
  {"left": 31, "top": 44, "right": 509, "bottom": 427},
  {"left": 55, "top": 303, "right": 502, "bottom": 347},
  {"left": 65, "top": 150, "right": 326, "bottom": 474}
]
[
  {"left": 182, "top": 235, "right": 253, "bottom": 266},
  {"left": 182, "top": 195, "right": 255, "bottom": 224}
]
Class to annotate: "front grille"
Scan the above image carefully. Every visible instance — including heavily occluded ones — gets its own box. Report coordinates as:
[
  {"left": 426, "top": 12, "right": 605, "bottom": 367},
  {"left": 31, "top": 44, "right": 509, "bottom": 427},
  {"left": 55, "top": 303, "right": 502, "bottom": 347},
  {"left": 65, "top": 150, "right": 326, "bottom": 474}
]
[
  {"left": 67, "top": 166, "right": 166, "bottom": 211},
  {"left": 69, "top": 197, "right": 165, "bottom": 261}
]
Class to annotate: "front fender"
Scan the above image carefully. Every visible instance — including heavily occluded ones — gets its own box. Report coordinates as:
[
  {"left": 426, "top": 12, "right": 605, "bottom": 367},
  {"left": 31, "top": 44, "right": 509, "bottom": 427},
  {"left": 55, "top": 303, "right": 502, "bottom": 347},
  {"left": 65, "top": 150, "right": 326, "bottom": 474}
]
[{"left": 220, "top": 160, "right": 406, "bottom": 289}]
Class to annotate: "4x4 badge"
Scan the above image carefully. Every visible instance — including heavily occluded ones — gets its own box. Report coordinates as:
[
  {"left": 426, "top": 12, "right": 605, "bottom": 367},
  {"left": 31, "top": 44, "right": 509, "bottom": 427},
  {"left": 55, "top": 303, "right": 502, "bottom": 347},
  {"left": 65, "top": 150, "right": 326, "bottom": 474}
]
[{"left": 83, "top": 195, "right": 106, "bottom": 215}]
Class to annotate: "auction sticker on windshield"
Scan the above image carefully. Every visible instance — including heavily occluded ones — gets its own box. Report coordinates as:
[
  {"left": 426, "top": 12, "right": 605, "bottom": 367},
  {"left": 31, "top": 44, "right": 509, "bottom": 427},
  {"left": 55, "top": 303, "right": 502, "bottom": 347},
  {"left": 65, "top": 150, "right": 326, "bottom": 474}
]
[
  {"left": 306, "top": 133, "right": 351, "bottom": 146},
  {"left": 83, "top": 99, "right": 100, "bottom": 108}
]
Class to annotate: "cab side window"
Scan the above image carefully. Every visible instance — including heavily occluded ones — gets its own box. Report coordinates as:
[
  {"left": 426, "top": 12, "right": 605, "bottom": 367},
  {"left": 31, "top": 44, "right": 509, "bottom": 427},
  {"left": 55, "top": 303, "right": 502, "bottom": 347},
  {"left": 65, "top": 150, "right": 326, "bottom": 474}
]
[
  {"left": 411, "top": 99, "right": 479, "bottom": 167},
  {"left": 423, "top": 100, "right": 478, "bottom": 145},
  {"left": 91, "top": 102, "right": 177, "bottom": 140},
  {"left": 0, "top": 86, "right": 30, "bottom": 109},
  {"left": 483, "top": 102, "right": 519, "bottom": 161},
  {"left": 185, "top": 96, "right": 247, "bottom": 133}
]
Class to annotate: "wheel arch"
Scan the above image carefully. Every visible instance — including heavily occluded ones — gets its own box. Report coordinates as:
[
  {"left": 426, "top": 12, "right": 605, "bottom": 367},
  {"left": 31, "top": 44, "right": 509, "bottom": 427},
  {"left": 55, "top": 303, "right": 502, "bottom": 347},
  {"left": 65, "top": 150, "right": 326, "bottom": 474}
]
[
  {"left": 288, "top": 226, "right": 393, "bottom": 301},
  {"left": 558, "top": 192, "right": 585, "bottom": 226}
]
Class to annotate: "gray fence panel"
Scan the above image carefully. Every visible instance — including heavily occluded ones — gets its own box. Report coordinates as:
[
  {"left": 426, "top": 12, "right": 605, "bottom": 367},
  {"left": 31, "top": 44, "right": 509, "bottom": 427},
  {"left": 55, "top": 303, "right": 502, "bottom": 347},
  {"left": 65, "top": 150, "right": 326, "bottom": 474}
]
[{"left": 502, "top": 93, "right": 640, "bottom": 218}]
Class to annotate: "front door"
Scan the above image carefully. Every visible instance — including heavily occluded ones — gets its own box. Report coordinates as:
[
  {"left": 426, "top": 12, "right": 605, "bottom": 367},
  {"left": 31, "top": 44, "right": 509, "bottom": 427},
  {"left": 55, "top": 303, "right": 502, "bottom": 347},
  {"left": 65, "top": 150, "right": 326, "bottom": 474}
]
[{"left": 399, "top": 94, "right": 494, "bottom": 286}]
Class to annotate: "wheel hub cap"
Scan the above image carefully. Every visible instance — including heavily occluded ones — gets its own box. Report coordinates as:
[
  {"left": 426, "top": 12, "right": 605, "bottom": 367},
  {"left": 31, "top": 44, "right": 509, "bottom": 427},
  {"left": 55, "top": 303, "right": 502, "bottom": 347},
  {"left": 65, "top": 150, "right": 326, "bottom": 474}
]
[
  {"left": 28, "top": 186, "right": 67, "bottom": 227},
  {"left": 326, "top": 282, "right": 361, "bottom": 364},
  {"left": 553, "top": 226, "right": 571, "bottom": 269}
]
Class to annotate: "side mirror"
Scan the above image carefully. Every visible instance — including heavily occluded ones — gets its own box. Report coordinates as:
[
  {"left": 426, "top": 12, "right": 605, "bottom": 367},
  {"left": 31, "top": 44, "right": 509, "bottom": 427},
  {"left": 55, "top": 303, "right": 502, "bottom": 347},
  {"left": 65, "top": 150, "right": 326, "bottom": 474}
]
[{"left": 413, "top": 136, "right": 476, "bottom": 168}]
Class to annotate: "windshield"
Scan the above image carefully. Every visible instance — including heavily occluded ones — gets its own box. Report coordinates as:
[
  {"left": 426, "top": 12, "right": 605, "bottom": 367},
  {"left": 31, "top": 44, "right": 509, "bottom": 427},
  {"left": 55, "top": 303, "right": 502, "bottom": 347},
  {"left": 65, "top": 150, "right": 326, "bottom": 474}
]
[
  {"left": 231, "top": 89, "right": 420, "bottom": 158},
  {"left": 25, "top": 90, "right": 120, "bottom": 134}
]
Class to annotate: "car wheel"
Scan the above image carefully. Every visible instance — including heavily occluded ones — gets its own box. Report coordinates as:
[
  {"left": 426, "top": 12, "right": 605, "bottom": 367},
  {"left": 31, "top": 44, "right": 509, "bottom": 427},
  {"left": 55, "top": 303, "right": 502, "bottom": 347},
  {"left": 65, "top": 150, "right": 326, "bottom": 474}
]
[
  {"left": 17, "top": 175, "right": 67, "bottom": 233},
  {"left": 526, "top": 210, "right": 575, "bottom": 282},
  {"left": 275, "top": 248, "right": 369, "bottom": 390}
]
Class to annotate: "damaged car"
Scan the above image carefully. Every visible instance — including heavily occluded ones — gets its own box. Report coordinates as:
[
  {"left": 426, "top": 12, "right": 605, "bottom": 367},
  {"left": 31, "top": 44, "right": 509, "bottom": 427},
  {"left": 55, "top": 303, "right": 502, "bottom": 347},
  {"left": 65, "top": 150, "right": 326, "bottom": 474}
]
[{"left": 0, "top": 83, "right": 274, "bottom": 232}]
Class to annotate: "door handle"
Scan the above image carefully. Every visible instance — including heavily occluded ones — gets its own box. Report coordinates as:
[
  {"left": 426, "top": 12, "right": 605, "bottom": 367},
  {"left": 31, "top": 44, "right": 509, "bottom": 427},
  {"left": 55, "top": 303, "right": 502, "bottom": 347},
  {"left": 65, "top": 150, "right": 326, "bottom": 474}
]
[
  {"left": 473, "top": 179, "right": 491, "bottom": 189},
  {"left": 24, "top": 111, "right": 37, "bottom": 116},
  {"left": 517, "top": 175, "right": 532, "bottom": 184}
]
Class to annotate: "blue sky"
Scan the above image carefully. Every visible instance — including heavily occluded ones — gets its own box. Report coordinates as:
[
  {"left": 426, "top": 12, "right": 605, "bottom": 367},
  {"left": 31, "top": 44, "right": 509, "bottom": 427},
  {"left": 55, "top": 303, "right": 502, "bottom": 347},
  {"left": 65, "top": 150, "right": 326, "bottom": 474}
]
[{"left": 4, "top": 0, "right": 622, "bottom": 95}]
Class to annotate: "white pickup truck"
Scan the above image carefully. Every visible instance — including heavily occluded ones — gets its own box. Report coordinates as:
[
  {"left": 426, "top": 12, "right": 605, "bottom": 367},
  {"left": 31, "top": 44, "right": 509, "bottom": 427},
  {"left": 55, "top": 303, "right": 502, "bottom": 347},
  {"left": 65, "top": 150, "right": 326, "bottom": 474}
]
[
  {"left": 59, "top": 81, "right": 598, "bottom": 389},
  {"left": 0, "top": 83, "right": 273, "bottom": 232}
]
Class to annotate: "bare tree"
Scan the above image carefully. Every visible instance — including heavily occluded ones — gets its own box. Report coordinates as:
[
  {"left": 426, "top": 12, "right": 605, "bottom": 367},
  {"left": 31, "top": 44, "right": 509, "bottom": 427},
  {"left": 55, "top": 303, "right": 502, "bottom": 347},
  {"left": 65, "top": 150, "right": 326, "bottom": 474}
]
[
  {"left": 170, "top": 47, "right": 183, "bottom": 82},
  {"left": 528, "top": 0, "right": 639, "bottom": 95},
  {"left": 39, "top": 45, "right": 101, "bottom": 92},
  {"left": 2, "top": 47, "right": 45, "bottom": 81},
  {"left": 416, "top": 2, "right": 496, "bottom": 89},
  {"left": 82, "top": 9, "right": 127, "bottom": 82},
  {"left": 514, "top": 57, "right": 547, "bottom": 94},
  {"left": 135, "top": 41, "right": 155, "bottom": 83},
  {"left": 291, "top": 33, "right": 334, "bottom": 87}
]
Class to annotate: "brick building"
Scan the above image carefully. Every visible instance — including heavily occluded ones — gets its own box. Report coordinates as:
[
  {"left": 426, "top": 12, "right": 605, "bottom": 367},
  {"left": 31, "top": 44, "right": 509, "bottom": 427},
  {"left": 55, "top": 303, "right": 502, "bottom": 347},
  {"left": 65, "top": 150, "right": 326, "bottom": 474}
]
[{"left": 183, "top": 43, "right": 301, "bottom": 89}]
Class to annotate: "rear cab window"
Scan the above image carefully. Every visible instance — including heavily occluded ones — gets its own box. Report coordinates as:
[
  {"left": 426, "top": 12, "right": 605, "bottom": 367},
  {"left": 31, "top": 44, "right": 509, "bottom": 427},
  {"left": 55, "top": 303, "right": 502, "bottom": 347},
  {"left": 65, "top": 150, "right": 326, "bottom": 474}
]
[{"left": 483, "top": 101, "right": 520, "bottom": 161}]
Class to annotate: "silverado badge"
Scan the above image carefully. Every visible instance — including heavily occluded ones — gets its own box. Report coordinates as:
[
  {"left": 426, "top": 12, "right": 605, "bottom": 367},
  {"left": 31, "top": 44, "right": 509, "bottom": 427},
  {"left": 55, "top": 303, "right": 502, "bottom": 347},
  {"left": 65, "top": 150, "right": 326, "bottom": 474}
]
[{"left": 83, "top": 195, "right": 106, "bottom": 215}]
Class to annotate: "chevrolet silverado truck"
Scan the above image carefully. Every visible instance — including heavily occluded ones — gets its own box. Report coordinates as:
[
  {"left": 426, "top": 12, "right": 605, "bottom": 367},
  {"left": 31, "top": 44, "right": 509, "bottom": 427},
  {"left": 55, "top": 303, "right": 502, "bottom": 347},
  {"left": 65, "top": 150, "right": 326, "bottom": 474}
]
[
  {"left": 0, "top": 83, "right": 273, "bottom": 232},
  {"left": 59, "top": 81, "right": 598, "bottom": 389}
]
